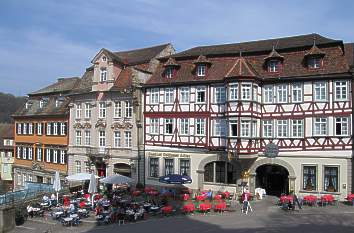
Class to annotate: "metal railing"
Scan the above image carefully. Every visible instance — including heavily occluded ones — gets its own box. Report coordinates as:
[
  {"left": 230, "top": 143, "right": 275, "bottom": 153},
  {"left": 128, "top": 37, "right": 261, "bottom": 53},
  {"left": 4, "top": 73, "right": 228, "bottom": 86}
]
[{"left": 0, "top": 182, "right": 60, "bottom": 206}]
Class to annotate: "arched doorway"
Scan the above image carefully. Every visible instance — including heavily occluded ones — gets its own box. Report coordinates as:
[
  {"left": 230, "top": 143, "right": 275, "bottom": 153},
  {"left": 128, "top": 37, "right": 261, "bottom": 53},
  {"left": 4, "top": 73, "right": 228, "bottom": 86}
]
[
  {"left": 256, "top": 164, "right": 289, "bottom": 196},
  {"left": 114, "top": 163, "right": 131, "bottom": 177}
]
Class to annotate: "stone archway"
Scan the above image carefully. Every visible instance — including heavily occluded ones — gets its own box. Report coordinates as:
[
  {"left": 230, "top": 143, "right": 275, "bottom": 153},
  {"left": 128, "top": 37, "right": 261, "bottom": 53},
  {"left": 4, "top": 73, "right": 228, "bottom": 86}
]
[{"left": 248, "top": 158, "right": 296, "bottom": 195}]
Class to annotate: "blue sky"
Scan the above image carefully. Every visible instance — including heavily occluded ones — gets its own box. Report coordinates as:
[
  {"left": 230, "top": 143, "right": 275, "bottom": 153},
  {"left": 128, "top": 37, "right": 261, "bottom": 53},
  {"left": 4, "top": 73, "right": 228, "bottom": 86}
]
[{"left": 0, "top": 0, "right": 353, "bottom": 95}]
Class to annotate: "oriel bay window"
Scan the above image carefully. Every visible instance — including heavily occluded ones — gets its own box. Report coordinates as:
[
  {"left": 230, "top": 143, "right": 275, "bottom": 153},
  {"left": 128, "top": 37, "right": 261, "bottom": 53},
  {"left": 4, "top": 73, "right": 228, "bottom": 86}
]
[
  {"left": 303, "top": 166, "right": 316, "bottom": 191},
  {"left": 180, "top": 159, "right": 190, "bottom": 176},
  {"left": 241, "top": 83, "right": 251, "bottom": 100},
  {"left": 324, "top": 166, "right": 339, "bottom": 192},
  {"left": 149, "top": 158, "right": 159, "bottom": 177},
  {"left": 240, "top": 120, "right": 250, "bottom": 137},
  {"left": 164, "top": 158, "right": 174, "bottom": 175},
  {"left": 204, "top": 161, "right": 237, "bottom": 184},
  {"left": 229, "top": 83, "right": 238, "bottom": 100}
]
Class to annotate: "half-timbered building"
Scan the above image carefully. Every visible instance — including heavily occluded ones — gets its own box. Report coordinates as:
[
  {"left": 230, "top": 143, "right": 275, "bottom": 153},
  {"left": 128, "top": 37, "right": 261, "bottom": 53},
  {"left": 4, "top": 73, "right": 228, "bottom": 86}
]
[{"left": 144, "top": 34, "right": 354, "bottom": 199}]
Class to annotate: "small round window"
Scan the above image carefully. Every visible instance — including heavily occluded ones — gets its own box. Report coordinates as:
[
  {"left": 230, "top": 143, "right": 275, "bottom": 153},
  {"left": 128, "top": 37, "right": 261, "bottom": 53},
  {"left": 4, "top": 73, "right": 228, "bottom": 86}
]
[{"left": 102, "top": 56, "right": 107, "bottom": 62}]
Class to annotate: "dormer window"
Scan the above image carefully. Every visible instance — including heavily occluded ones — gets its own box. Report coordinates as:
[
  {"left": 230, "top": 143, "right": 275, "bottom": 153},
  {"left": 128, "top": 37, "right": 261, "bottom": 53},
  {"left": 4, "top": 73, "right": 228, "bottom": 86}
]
[
  {"left": 268, "top": 60, "right": 280, "bottom": 73},
  {"left": 39, "top": 100, "right": 44, "bottom": 108},
  {"left": 197, "top": 65, "right": 206, "bottom": 77},
  {"left": 163, "top": 57, "right": 180, "bottom": 79},
  {"left": 308, "top": 56, "right": 321, "bottom": 69},
  {"left": 166, "top": 67, "right": 173, "bottom": 79},
  {"left": 100, "top": 68, "right": 107, "bottom": 82},
  {"left": 102, "top": 56, "right": 107, "bottom": 62}
]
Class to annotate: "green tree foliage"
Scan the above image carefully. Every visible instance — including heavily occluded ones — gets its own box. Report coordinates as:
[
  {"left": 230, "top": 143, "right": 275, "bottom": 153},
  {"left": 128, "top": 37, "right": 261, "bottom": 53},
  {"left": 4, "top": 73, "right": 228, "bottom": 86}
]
[{"left": 0, "top": 92, "right": 27, "bottom": 123}]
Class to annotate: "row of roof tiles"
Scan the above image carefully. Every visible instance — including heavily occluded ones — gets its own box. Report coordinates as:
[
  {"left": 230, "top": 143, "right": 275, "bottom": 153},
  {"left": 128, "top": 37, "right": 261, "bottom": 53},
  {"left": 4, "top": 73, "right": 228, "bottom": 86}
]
[{"left": 15, "top": 33, "right": 354, "bottom": 117}]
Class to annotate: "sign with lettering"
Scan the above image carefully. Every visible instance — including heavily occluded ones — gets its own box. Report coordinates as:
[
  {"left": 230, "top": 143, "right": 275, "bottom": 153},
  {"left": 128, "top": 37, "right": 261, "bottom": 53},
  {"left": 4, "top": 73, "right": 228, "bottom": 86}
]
[
  {"left": 264, "top": 143, "right": 279, "bottom": 158},
  {"left": 147, "top": 152, "right": 190, "bottom": 158}
]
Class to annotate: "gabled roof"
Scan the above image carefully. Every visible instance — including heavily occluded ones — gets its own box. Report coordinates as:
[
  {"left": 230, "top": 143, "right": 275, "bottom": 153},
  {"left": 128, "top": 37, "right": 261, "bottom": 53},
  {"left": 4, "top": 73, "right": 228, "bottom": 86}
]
[
  {"left": 0, "top": 123, "right": 14, "bottom": 149},
  {"left": 305, "top": 43, "right": 326, "bottom": 57},
  {"left": 344, "top": 43, "right": 354, "bottom": 69},
  {"left": 163, "top": 57, "right": 180, "bottom": 67},
  {"left": 193, "top": 55, "right": 212, "bottom": 64},
  {"left": 264, "top": 47, "right": 284, "bottom": 61},
  {"left": 226, "top": 57, "right": 258, "bottom": 78},
  {"left": 172, "top": 33, "right": 341, "bottom": 58},
  {"left": 114, "top": 43, "right": 171, "bottom": 66},
  {"left": 70, "top": 67, "right": 94, "bottom": 95},
  {"left": 29, "top": 77, "right": 80, "bottom": 96}
]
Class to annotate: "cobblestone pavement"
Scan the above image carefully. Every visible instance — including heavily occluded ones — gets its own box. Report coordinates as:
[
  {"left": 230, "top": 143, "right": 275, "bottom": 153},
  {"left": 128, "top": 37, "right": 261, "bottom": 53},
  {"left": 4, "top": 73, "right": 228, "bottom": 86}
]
[{"left": 12, "top": 197, "right": 354, "bottom": 233}]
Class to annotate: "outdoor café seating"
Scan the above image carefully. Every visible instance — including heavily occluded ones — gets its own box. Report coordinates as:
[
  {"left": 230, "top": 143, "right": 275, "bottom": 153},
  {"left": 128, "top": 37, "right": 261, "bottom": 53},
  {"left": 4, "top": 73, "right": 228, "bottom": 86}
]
[
  {"left": 214, "top": 201, "right": 226, "bottom": 213},
  {"left": 198, "top": 202, "right": 212, "bottom": 214},
  {"left": 182, "top": 203, "right": 195, "bottom": 214},
  {"left": 346, "top": 194, "right": 354, "bottom": 205},
  {"left": 303, "top": 195, "right": 318, "bottom": 206}
]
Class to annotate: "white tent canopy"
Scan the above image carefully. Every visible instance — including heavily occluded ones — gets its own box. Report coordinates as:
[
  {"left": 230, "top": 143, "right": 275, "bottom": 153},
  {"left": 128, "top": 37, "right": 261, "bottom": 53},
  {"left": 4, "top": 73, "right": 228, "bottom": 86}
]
[
  {"left": 100, "top": 174, "right": 133, "bottom": 184},
  {"left": 66, "top": 173, "right": 99, "bottom": 181}
]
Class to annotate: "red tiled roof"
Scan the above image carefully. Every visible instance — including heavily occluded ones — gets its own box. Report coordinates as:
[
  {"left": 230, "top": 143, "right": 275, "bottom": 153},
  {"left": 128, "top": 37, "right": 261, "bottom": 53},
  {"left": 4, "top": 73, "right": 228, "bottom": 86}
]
[
  {"left": 111, "top": 68, "right": 133, "bottom": 90},
  {"left": 147, "top": 44, "right": 350, "bottom": 86}
]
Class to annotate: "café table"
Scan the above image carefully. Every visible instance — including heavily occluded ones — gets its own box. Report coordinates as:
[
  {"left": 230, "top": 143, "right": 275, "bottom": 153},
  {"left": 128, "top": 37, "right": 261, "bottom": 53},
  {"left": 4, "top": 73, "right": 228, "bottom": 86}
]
[{"left": 63, "top": 217, "right": 73, "bottom": 226}]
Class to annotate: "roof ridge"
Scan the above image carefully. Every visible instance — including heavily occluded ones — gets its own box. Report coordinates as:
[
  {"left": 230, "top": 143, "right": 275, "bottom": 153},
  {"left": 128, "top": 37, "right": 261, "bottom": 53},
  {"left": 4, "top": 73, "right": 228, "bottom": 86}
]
[{"left": 114, "top": 43, "right": 170, "bottom": 54}]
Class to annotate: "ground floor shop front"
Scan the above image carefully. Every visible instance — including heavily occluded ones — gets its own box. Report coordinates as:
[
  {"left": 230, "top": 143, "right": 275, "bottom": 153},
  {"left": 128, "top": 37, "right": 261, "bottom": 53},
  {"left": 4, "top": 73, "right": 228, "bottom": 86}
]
[{"left": 145, "top": 147, "right": 352, "bottom": 200}]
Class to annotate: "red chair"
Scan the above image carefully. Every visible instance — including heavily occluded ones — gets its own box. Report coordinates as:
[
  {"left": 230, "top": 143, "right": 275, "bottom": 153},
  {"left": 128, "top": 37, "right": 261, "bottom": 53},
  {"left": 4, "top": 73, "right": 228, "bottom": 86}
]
[{"left": 161, "top": 205, "right": 173, "bottom": 215}]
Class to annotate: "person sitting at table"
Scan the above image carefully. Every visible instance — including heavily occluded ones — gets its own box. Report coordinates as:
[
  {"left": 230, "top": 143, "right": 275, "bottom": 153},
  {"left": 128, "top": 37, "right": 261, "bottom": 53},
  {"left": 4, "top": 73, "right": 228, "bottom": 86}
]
[
  {"left": 95, "top": 204, "right": 103, "bottom": 216},
  {"left": 50, "top": 193, "right": 56, "bottom": 206},
  {"left": 42, "top": 194, "right": 49, "bottom": 203},
  {"left": 69, "top": 203, "right": 77, "bottom": 214},
  {"left": 27, "top": 204, "right": 34, "bottom": 218}
]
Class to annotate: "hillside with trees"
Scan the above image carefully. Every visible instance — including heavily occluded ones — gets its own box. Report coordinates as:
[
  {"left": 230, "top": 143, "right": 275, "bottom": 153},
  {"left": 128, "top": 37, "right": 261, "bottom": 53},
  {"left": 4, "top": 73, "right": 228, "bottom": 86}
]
[{"left": 0, "top": 92, "right": 27, "bottom": 123}]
